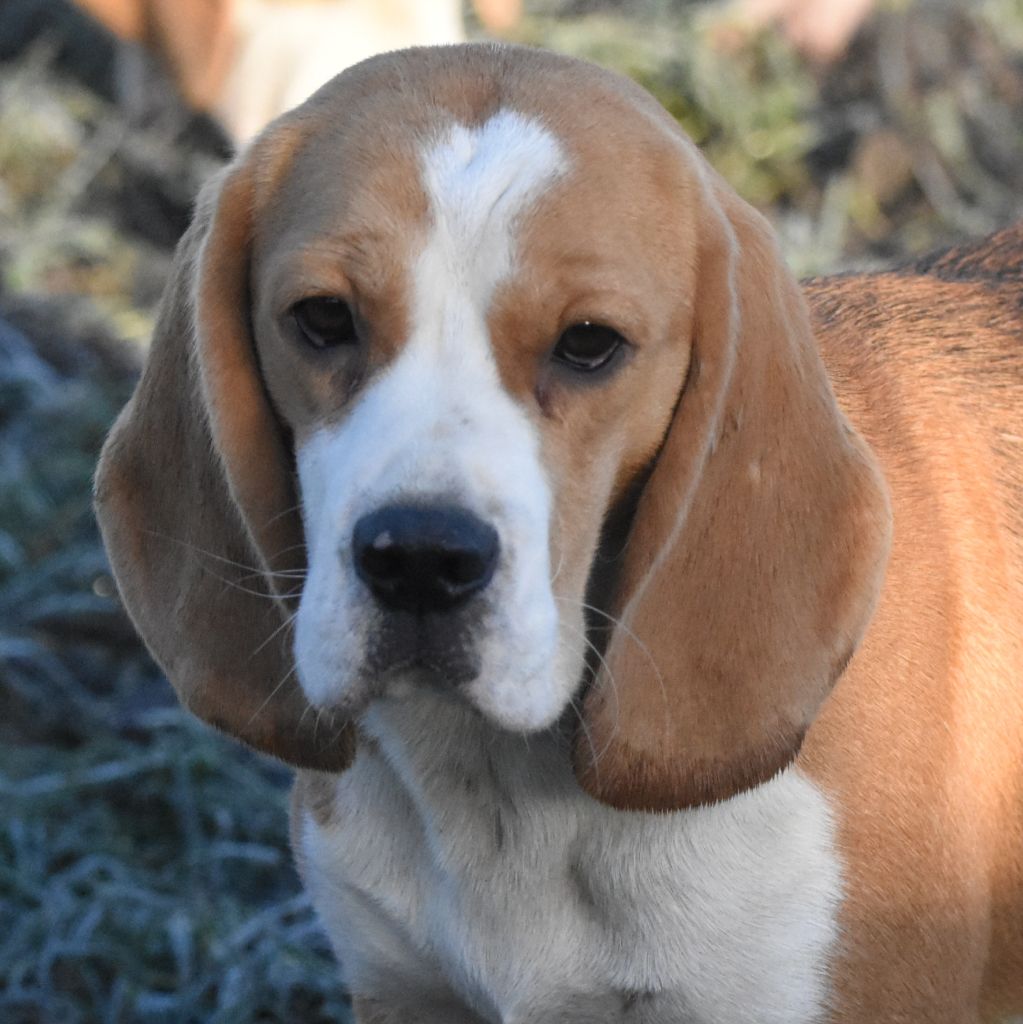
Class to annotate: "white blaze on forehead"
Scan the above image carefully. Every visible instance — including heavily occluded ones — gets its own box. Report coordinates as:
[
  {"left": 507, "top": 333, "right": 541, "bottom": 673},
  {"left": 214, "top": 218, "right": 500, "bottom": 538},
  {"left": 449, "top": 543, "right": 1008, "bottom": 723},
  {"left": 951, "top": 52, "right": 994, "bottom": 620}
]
[{"left": 418, "top": 109, "right": 566, "bottom": 313}]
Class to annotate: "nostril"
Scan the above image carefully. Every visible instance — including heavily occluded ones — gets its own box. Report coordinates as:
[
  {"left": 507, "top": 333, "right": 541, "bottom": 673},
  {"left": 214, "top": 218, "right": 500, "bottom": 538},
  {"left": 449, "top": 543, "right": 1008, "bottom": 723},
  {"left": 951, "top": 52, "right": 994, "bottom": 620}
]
[
  {"left": 360, "top": 531, "right": 402, "bottom": 583},
  {"left": 442, "top": 550, "right": 487, "bottom": 587},
  {"left": 351, "top": 505, "right": 500, "bottom": 613}
]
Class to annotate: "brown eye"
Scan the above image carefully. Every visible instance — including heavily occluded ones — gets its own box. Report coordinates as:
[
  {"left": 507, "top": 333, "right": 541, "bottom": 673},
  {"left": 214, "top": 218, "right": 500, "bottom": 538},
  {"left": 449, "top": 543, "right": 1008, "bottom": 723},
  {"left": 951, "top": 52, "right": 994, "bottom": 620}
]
[
  {"left": 552, "top": 322, "right": 625, "bottom": 372},
  {"left": 292, "top": 297, "right": 358, "bottom": 349}
]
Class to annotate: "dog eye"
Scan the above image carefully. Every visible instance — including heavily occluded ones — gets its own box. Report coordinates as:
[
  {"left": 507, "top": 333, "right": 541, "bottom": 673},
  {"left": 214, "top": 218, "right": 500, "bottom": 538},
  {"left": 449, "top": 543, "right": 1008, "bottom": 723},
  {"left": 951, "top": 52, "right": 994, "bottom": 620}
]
[
  {"left": 552, "top": 322, "right": 625, "bottom": 372},
  {"left": 292, "top": 297, "right": 358, "bottom": 349}
]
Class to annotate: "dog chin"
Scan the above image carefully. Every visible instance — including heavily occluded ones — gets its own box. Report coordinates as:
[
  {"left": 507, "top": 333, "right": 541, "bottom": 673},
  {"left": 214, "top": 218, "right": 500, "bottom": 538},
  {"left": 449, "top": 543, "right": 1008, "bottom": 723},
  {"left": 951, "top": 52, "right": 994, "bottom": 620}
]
[
  {"left": 353, "top": 660, "right": 571, "bottom": 736},
  {"left": 296, "top": 622, "right": 577, "bottom": 735},
  {"left": 464, "top": 661, "right": 577, "bottom": 734}
]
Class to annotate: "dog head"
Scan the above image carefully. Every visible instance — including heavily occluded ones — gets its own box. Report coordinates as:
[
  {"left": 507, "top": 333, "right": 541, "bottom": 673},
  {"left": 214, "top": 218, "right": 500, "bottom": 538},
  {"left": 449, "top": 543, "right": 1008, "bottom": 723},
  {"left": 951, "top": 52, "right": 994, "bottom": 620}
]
[{"left": 95, "top": 45, "right": 891, "bottom": 809}]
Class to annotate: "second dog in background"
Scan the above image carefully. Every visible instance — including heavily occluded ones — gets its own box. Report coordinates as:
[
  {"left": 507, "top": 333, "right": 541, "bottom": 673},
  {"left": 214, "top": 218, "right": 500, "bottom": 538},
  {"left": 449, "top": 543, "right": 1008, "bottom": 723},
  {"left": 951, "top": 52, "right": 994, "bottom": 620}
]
[{"left": 71, "top": 0, "right": 522, "bottom": 143}]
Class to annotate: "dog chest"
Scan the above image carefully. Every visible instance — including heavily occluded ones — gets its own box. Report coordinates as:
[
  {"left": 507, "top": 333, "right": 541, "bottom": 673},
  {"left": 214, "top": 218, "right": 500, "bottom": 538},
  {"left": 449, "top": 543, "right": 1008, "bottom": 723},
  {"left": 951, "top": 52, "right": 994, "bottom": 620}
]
[{"left": 296, "top": 694, "right": 842, "bottom": 1023}]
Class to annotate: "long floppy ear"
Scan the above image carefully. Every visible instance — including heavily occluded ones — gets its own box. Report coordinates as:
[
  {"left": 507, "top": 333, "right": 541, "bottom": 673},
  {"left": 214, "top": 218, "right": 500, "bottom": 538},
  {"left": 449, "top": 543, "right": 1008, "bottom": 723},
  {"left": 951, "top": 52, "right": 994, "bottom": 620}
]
[
  {"left": 95, "top": 150, "right": 354, "bottom": 771},
  {"left": 575, "top": 171, "right": 891, "bottom": 811},
  {"left": 144, "top": 0, "right": 236, "bottom": 113},
  {"left": 72, "top": 0, "right": 144, "bottom": 40}
]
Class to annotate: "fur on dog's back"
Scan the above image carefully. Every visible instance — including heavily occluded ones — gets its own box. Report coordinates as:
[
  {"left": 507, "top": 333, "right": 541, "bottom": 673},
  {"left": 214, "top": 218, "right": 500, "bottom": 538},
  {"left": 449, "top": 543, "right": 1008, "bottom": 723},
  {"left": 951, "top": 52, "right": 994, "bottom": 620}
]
[{"left": 802, "top": 228, "right": 1023, "bottom": 1018}]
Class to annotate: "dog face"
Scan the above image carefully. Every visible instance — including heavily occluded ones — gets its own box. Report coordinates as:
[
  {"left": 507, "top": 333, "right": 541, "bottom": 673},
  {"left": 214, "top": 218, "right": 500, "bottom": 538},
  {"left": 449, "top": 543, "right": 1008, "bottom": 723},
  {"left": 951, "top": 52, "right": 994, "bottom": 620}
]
[
  {"left": 259, "top": 99, "right": 690, "bottom": 736},
  {"left": 95, "top": 45, "right": 891, "bottom": 809}
]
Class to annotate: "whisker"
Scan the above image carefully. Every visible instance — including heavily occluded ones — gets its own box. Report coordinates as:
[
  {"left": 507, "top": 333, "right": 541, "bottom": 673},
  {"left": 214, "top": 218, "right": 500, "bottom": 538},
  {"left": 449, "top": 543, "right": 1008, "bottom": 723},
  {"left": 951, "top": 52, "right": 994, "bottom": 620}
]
[
  {"left": 313, "top": 706, "right": 329, "bottom": 745},
  {"left": 233, "top": 568, "right": 307, "bottom": 588},
  {"left": 142, "top": 529, "right": 308, "bottom": 600},
  {"left": 549, "top": 547, "right": 567, "bottom": 586},
  {"left": 217, "top": 575, "right": 289, "bottom": 601},
  {"left": 263, "top": 540, "right": 309, "bottom": 561},
  {"left": 245, "top": 663, "right": 299, "bottom": 729},
  {"left": 264, "top": 504, "right": 305, "bottom": 527},
  {"left": 557, "top": 617, "right": 621, "bottom": 759},
  {"left": 568, "top": 694, "right": 602, "bottom": 781},
  {"left": 249, "top": 607, "right": 300, "bottom": 660},
  {"left": 143, "top": 529, "right": 308, "bottom": 577},
  {"left": 203, "top": 573, "right": 281, "bottom": 601},
  {"left": 142, "top": 529, "right": 264, "bottom": 574},
  {"left": 554, "top": 595, "right": 669, "bottom": 722},
  {"left": 548, "top": 504, "right": 569, "bottom": 586},
  {"left": 584, "top": 603, "right": 669, "bottom": 747}
]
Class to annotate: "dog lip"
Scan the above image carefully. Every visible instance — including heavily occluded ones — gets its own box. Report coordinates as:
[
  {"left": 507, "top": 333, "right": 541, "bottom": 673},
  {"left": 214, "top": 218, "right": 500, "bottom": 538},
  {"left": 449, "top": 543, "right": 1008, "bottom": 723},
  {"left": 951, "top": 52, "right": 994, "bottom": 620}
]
[
  {"left": 303, "top": 680, "right": 376, "bottom": 717},
  {"left": 368, "top": 641, "right": 481, "bottom": 689},
  {"left": 364, "top": 609, "right": 482, "bottom": 687}
]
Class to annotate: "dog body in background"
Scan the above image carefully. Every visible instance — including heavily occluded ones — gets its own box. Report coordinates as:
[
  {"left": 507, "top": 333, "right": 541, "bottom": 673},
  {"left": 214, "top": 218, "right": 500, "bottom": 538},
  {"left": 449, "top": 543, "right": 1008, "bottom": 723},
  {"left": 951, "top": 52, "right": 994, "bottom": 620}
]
[
  {"left": 71, "top": 0, "right": 520, "bottom": 142},
  {"left": 96, "top": 45, "right": 1023, "bottom": 1022}
]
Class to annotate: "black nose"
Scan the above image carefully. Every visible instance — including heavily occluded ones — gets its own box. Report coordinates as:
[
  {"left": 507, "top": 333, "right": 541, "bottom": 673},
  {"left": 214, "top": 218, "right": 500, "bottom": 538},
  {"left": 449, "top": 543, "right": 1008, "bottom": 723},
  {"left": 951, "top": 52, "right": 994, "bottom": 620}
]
[{"left": 352, "top": 505, "right": 500, "bottom": 613}]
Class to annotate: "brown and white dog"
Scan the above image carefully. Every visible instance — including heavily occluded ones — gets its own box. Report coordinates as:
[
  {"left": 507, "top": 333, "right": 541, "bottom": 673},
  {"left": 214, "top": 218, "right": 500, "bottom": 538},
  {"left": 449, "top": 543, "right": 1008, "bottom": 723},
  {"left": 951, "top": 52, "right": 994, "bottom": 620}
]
[
  {"left": 71, "top": 0, "right": 521, "bottom": 143},
  {"left": 95, "top": 44, "right": 1023, "bottom": 1023}
]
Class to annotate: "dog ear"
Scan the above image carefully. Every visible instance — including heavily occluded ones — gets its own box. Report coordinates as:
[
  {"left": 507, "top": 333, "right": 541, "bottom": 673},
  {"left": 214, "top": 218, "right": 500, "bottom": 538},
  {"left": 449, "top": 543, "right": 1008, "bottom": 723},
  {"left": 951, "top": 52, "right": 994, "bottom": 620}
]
[
  {"left": 95, "top": 148, "right": 354, "bottom": 771},
  {"left": 72, "top": 0, "right": 144, "bottom": 41},
  {"left": 574, "top": 172, "right": 891, "bottom": 810},
  {"left": 145, "top": 0, "right": 236, "bottom": 112},
  {"left": 71, "top": 0, "right": 235, "bottom": 113}
]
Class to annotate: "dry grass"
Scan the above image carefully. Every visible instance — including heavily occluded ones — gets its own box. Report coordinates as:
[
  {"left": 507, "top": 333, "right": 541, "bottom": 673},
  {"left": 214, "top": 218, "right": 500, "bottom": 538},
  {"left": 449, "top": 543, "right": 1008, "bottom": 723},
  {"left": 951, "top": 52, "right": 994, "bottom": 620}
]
[{"left": 0, "top": 309, "right": 351, "bottom": 1022}]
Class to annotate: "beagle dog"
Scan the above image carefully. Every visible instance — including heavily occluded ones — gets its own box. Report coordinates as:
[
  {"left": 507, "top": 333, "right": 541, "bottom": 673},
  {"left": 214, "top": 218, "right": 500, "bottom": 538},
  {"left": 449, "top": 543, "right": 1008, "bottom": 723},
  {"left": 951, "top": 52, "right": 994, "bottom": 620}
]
[
  {"left": 70, "top": 0, "right": 521, "bottom": 143},
  {"left": 95, "top": 44, "right": 1023, "bottom": 1024}
]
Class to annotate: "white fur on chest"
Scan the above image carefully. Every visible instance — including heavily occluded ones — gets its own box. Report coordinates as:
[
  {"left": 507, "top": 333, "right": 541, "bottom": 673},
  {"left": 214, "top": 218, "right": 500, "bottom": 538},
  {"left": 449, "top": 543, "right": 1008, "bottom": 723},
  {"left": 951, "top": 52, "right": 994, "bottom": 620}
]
[{"left": 296, "top": 693, "right": 842, "bottom": 1023}]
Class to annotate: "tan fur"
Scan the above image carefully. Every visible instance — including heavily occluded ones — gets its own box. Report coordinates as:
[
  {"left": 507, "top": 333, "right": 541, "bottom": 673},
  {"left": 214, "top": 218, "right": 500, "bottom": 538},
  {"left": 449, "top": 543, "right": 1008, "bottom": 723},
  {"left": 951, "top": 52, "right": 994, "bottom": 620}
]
[
  {"left": 798, "top": 247, "right": 1023, "bottom": 1020},
  {"left": 95, "top": 125, "right": 354, "bottom": 771},
  {"left": 572, "top": 174, "right": 891, "bottom": 811},
  {"left": 96, "top": 46, "right": 1023, "bottom": 1022},
  {"left": 73, "top": 0, "right": 236, "bottom": 110}
]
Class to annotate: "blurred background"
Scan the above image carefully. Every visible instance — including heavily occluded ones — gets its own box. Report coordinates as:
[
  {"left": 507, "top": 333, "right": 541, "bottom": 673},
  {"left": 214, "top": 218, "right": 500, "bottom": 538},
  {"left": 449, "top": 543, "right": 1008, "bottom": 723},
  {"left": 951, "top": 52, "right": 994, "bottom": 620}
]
[{"left": 2, "top": 1, "right": 1023, "bottom": 1021}]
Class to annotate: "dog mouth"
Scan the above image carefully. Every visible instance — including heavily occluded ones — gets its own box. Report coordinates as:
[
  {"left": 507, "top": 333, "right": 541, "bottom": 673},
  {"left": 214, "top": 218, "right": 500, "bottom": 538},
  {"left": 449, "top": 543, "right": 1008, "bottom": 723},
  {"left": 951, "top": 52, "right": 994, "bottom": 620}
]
[{"left": 365, "top": 606, "right": 483, "bottom": 682}]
